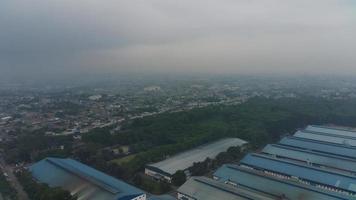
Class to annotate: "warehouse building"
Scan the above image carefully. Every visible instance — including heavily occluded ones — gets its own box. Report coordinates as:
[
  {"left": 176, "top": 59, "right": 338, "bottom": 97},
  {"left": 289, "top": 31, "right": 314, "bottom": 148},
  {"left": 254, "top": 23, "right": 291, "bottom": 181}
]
[
  {"left": 30, "top": 157, "right": 146, "bottom": 200},
  {"left": 262, "top": 144, "right": 356, "bottom": 174},
  {"left": 240, "top": 153, "right": 356, "bottom": 195},
  {"left": 306, "top": 125, "right": 356, "bottom": 138},
  {"left": 213, "top": 164, "right": 355, "bottom": 200},
  {"left": 177, "top": 176, "right": 277, "bottom": 200},
  {"left": 279, "top": 136, "right": 356, "bottom": 159},
  {"left": 294, "top": 130, "right": 356, "bottom": 146},
  {"left": 145, "top": 138, "right": 248, "bottom": 182}
]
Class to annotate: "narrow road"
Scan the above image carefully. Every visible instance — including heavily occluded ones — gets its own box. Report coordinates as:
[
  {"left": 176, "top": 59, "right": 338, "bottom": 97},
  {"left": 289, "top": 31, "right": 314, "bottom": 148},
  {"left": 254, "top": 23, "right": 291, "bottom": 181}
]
[{"left": 0, "top": 155, "right": 29, "bottom": 200}]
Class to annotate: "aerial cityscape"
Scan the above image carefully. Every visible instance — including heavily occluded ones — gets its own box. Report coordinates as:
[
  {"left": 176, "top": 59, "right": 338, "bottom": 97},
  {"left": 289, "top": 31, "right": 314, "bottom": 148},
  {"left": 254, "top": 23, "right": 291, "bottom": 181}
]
[
  {"left": 2, "top": 76, "right": 356, "bottom": 200},
  {"left": 1, "top": 0, "right": 356, "bottom": 200}
]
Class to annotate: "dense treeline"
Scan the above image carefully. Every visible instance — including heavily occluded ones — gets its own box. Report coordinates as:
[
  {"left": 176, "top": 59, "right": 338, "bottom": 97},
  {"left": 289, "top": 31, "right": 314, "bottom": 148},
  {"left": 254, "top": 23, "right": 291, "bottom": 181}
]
[
  {"left": 3, "top": 133, "right": 73, "bottom": 164},
  {"left": 16, "top": 171, "right": 77, "bottom": 200},
  {"left": 112, "top": 97, "right": 356, "bottom": 175}
]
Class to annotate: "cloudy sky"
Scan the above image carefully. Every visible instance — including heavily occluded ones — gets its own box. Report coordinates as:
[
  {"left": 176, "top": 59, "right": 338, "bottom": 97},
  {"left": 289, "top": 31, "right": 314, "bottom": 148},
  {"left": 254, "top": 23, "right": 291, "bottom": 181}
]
[{"left": 1, "top": 0, "right": 356, "bottom": 80}]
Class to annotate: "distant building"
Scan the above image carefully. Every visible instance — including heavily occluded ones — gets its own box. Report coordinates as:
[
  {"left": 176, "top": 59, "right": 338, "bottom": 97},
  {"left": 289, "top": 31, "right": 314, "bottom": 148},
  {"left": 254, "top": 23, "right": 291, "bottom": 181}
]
[
  {"left": 177, "top": 176, "right": 277, "bottom": 200},
  {"left": 145, "top": 138, "right": 248, "bottom": 182},
  {"left": 1, "top": 116, "right": 12, "bottom": 122},
  {"left": 30, "top": 157, "right": 146, "bottom": 200},
  {"left": 144, "top": 86, "right": 161, "bottom": 92},
  {"left": 88, "top": 95, "right": 102, "bottom": 101}
]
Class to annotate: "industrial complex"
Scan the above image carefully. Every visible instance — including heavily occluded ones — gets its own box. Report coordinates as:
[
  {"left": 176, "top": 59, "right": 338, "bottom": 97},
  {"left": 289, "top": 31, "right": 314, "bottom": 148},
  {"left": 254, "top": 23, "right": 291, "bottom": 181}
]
[
  {"left": 145, "top": 138, "right": 248, "bottom": 182},
  {"left": 178, "top": 125, "right": 356, "bottom": 200},
  {"left": 28, "top": 125, "right": 356, "bottom": 200}
]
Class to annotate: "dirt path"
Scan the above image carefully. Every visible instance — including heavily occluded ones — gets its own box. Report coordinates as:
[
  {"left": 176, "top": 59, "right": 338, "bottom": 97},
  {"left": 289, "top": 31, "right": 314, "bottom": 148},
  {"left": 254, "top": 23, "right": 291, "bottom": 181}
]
[{"left": 0, "top": 155, "right": 29, "bottom": 200}]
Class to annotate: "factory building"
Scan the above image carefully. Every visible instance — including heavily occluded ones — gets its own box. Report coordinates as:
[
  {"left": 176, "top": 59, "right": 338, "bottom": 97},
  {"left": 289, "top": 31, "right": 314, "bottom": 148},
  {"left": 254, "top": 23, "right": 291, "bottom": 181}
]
[
  {"left": 306, "top": 125, "right": 356, "bottom": 138},
  {"left": 145, "top": 138, "right": 248, "bottom": 182},
  {"left": 177, "top": 176, "right": 277, "bottom": 200},
  {"left": 262, "top": 144, "right": 356, "bottom": 174},
  {"left": 207, "top": 125, "right": 356, "bottom": 200},
  {"left": 213, "top": 164, "right": 355, "bottom": 200},
  {"left": 279, "top": 136, "right": 356, "bottom": 159},
  {"left": 30, "top": 157, "right": 146, "bottom": 200},
  {"left": 294, "top": 130, "right": 356, "bottom": 146},
  {"left": 240, "top": 153, "right": 356, "bottom": 195}
]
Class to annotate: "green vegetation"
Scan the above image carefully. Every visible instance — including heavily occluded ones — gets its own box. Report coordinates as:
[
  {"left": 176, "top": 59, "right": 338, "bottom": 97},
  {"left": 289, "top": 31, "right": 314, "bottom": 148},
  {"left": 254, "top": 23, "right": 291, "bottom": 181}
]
[
  {"left": 16, "top": 171, "right": 77, "bottom": 200},
  {"left": 189, "top": 146, "right": 244, "bottom": 176},
  {"left": 82, "top": 127, "right": 113, "bottom": 146},
  {"left": 172, "top": 170, "right": 186, "bottom": 186},
  {"left": 3, "top": 133, "right": 73, "bottom": 164},
  {"left": 110, "top": 154, "right": 136, "bottom": 165},
  {"left": 132, "top": 174, "right": 171, "bottom": 194},
  {"left": 112, "top": 97, "right": 356, "bottom": 177},
  {"left": 0, "top": 172, "right": 17, "bottom": 200}
]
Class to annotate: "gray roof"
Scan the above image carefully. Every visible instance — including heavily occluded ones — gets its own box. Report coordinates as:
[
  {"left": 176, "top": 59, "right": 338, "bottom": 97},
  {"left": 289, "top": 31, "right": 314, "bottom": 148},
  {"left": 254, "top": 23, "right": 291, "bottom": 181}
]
[
  {"left": 214, "top": 164, "right": 356, "bottom": 200},
  {"left": 177, "top": 176, "right": 277, "bottom": 200},
  {"left": 240, "top": 153, "right": 356, "bottom": 193},
  {"left": 306, "top": 125, "right": 356, "bottom": 139},
  {"left": 148, "top": 195, "right": 176, "bottom": 200},
  {"left": 279, "top": 136, "right": 356, "bottom": 159},
  {"left": 294, "top": 130, "right": 356, "bottom": 146},
  {"left": 30, "top": 157, "right": 145, "bottom": 200},
  {"left": 147, "top": 138, "right": 247, "bottom": 175},
  {"left": 262, "top": 144, "right": 356, "bottom": 173}
]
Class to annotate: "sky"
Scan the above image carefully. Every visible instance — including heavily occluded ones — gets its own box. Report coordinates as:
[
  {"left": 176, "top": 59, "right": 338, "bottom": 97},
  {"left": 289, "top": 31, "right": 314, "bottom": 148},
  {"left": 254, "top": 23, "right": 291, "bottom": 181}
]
[{"left": 1, "top": 0, "right": 356, "bottom": 80}]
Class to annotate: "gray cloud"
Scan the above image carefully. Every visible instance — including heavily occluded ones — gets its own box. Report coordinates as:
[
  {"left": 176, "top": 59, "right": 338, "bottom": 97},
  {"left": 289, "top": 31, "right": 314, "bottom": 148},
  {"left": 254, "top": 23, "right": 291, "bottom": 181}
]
[{"left": 1, "top": 0, "right": 356, "bottom": 80}]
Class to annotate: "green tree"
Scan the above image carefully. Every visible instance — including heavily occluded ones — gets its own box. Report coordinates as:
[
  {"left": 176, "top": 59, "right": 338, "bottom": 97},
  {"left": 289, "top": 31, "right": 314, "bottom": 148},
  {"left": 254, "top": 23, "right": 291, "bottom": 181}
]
[{"left": 172, "top": 170, "right": 186, "bottom": 186}]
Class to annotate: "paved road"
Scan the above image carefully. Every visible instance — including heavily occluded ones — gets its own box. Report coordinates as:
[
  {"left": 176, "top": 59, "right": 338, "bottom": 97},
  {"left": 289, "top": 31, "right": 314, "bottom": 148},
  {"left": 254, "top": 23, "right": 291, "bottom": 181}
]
[{"left": 0, "top": 155, "right": 29, "bottom": 200}]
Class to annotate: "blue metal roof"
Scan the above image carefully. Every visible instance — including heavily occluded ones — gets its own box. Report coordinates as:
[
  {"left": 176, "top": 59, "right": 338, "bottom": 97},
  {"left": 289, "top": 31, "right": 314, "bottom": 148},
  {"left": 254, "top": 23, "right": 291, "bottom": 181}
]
[
  {"left": 213, "top": 164, "right": 354, "bottom": 200},
  {"left": 294, "top": 130, "right": 356, "bottom": 146},
  {"left": 306, "top": 125, "right": 356, "bottom": 139},
  {"left": 30, "top": 157, "right": 145, "bottom": 200},
  {"left": 262, "top": 144, "right": 356, "bottom": 173},
  {"left": 240, "top": 153, "right": 356, "bottom": 193},
  {"left": 279, "top": 136, "right": 356, "bottom": 159}
]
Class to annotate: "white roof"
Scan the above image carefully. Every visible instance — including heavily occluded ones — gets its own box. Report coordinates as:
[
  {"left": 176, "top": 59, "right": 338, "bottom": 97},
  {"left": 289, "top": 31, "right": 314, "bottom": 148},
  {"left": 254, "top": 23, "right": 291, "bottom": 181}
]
[{"left": 147, "top": 138, "right": 247, "bottom": 175}]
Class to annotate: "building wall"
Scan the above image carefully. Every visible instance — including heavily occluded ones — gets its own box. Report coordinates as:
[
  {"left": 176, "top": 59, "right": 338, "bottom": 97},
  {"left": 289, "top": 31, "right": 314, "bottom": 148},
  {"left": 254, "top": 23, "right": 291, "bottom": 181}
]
[
  {"left": 177, "top": 193, "right": 194, "bottom": 200},
  {"left": 144, "top": 168, "right": 172, "bottom": 183}
]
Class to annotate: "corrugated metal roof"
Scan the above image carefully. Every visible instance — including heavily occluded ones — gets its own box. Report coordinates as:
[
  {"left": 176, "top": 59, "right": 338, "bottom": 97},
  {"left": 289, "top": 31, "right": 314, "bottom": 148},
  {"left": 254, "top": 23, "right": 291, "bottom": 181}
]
[
  {"left": 279, "top": 136, "right": 356, "bottom": 159},
  {"left": 240, "top": 153, "right": 356, "bottom": 193},
  {"left": 294, "top": 130, "right": 356, "bottom": 146},
  {"left": 30, "top": 157, "right": 145, "bottom": 200},
  {"left": 147, "top": 138, "right": 247, "bottom": 175},
  {"left": 306, "top": 125, "right": 356, "bottom": 139},
  {"left": 262, "top": 144, "right": 356, "bottom": 173},
  {"left": 214, "top": 164, "right": 355, "bottom": 200},
  {"left": 148, "top": 195, "right": 176, "bottom": 200},
  {"left": 177, "top": 176, "right": 277, "bottom": 200}
]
